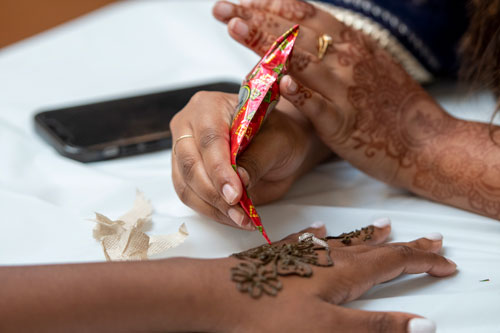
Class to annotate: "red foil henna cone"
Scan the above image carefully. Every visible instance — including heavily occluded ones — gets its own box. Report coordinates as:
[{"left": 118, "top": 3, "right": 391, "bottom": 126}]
[{"left": 230, "top": 25, "right": 299, "bottom": 244}]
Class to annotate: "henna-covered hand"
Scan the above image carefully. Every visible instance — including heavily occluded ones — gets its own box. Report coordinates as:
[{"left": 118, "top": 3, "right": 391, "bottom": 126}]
[
  {"left": 218, "top": 221, "right": 455, "bottom": 332},
  {"left": 213, "top": 0, "right": 500, "bottom": 221}
]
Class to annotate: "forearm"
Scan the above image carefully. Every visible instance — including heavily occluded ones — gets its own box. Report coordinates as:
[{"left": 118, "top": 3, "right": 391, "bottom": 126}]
[
  {"left": 400, "top": 114, "right": 500, "bottom": 219},
  {"left": 0, "top": 258, "right": 230, "bottom": 332},
  {"left": 342, "top": 86, "right": 500, "bottom": 220}
]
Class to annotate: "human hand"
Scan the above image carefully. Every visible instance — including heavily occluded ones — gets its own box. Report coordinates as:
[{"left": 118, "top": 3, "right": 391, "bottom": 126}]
[
  {"left": 213, "top": 0, "right": 446, "bottom": 184},
  {"left": 170, "top": 91, "right": 330, "bottom": 230},
  {"left": 212, "top": 220, "right": 454, "bottom": 332}
]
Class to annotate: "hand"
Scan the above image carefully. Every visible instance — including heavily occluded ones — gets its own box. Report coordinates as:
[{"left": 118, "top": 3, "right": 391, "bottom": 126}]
[
  {"left": 213, "top": 0, "right": 446, "bottom": 184},
  {"left": 0, "top": 221, "right": 454, "bottom": 332},
  {"left": 170, "top": 91, "right": 330, "bottom": 229},
  {"left": 212, "top": 221, "right": 455, "bottom": 332}
]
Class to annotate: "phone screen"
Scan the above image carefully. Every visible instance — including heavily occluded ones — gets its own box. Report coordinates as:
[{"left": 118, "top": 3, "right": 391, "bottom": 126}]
[{"left": 35, "top": 82, "right": 240, "bottom": 162}]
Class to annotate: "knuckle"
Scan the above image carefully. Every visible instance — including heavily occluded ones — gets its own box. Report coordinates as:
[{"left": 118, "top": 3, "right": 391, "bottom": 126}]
[
  {"left": 392, "top": 245, "right": 415, "bottom": 259},
  {"left": 198, "top": 127, "right": 227, "bottom": 151},
  {"left": 179, "top": 155, "right": 198, "bottom": 182},
  {"left": 367, "top": 313, "right": 395, "bottom": 333},
  {"left": 190, "top": 90, "right": 213, "bottom": 105}
]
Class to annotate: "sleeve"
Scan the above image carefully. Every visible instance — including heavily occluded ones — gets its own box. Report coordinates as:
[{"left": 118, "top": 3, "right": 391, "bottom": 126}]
[{"left": 312, "top": 0, "right": 469, "bottom": 83}]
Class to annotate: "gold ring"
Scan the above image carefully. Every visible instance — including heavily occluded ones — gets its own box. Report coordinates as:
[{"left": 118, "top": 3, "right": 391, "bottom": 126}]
[
  {"left": 172, "top": 134, "right": 194, "bottom": 155},
  {"left": 317, "top": 33, "right": 333, "bottom": 60}
]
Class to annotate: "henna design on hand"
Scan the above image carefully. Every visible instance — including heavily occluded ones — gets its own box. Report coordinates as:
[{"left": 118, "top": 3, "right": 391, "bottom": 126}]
[
  {"left": 250, "top": 0, "right": 316, "bottom": 21},
  {"left": 333, "top": 27, "right": 500, "bottom": 219},
  {"left": 230, "top": 227, "right": 375, "bottom": 298},
  {"left": 326, "top": 226, "right": 374, "bottom": 245},
  {"left": 230, "top": 236, "right": 332, "bottom": 298},
  {"left": 288, "top": 83, "right": 312, "bottom": 106}
]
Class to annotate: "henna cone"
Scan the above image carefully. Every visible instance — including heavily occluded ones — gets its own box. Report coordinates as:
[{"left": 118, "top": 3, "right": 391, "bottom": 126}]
[{"left": 230, "top": 25, "right": 299, "bottom": 244}]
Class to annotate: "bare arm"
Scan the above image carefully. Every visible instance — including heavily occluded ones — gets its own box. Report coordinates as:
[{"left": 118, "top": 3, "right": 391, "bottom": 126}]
[{"left": 0, "top": 224, "right": 456, "bottom": 332}]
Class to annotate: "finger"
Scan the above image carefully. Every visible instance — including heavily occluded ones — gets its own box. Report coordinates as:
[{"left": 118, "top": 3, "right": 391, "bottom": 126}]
[
  {"left": 213, "top": 1, "right": 318, "bottom": 54},
  {"left": 239, "top": 0, "right": 346, "bottom": 35},
  {"left": 353, "top": 245, "right": 457, "bottom": 288},
  {"left": 326, "top": 217, "right": 392, "bottom": 248},
  {"left": 390, "top": 233, "right": 444, "bottom": 254},
  {"left": 280, "top": 75, "right": 351, "bottom": 146},
  {"left": 223, "top": 15, "right": 338, "bottom": 98},
  {"left": 277, "top": 221, "right": 327, "bottom": 244},
  {"left": 189, "top": 92, "right": 244, "bottom": 206},
  {"left": 234, "top": 112, "right": 298, "bottom": 190},
  {"left": 332, "top": 306, "right": 436, "bottom": 333},
  {"left": 172, "top": 134, "right": 250, "bottom": 230},
  {"left": 172, "top": 156, "right": 255, "bottom": 231}
]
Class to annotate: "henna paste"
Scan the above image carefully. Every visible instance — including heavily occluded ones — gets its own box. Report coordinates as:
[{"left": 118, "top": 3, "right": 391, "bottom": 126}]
[
  {"left": 326, "top": 225, "right": 374, "bottom": 245},
  {"left": 230, "top": 227, "right": 375, "bottom": 298},
  {"left": 230, "top": 234, "right": 332, "bottom": 298}
]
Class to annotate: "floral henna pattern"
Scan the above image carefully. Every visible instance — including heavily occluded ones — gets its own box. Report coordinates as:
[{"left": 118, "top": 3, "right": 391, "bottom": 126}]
[
  {"left": 249, "top": 0, "right": 316, "bottom": 21},
  {"left": 289, "top": 83, "right": 312, "bottom": 106},
  {"left": 340, "top": 28, "right": 500, "bottom": 218},
  {"left": 230, "top": 227, "right": 374, "bottom": 298},
  {"left": 231, "top": 236, "right": 331, "bottom": 298}
]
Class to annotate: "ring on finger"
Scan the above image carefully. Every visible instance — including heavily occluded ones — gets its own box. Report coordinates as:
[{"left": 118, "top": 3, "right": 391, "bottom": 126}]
[
  {"left": 173, "top": 134, "right": 194, "bottom": 155},
  {"left": 317, "top": 33, "right": 333, "bottom": 60}
]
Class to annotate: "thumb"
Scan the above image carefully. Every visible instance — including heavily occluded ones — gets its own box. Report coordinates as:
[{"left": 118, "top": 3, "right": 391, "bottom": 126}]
[
  {"left": 279, "top": 75, "right": 349, "bottom": 147},
  {"left": 235, "top": 124, "right": 293, "bottom": 190}
]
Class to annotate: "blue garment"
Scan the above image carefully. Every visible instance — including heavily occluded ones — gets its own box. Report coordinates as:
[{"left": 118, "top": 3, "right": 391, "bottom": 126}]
[{"left": 318, "top": 0, "right": 469, "bottom": 77}]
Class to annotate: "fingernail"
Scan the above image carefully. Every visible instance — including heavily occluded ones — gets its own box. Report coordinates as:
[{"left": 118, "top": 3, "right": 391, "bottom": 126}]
[
  {"left": 286, "top": 77, "right": 298, "bottom": 94},
  {"left": 237, "top": 167, "right": 250, "bottom": 187},
  {"left": 407, "top": 318, "right": 436, "bottom": 333},
  {"left": 222, "top": 183, "right": 238, "bottom": 204},
  {"left": 214, "top": 1, "right": 233, "bottom": 19},
  {"left": 372, "top": 217, "right": 391, "bottom": 228},
  {"left": 232, "top": 19, "right": 249, "bottom": 38},
  {"left": 242, "top": 219, "right": 256, "bottom": 231},
  {"left": 446, "top": 258, "right": 457, "bottom": 268},
  {"left": 310, "top": 221, "right": 325, "bottom": 229},
  {"left": 228, "top": 208, "right": 245, "bottom": 227},
  {"left": 424, "top": 233, "right": 443, "bottom": 241}
]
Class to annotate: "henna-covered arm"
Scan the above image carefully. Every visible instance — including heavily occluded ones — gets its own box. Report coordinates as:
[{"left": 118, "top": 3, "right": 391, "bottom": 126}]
[{"left": 214, "top": 0, "right": 500, "bottom": 221}]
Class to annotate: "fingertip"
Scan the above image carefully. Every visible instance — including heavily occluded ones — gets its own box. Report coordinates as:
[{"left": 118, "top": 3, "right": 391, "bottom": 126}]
[
  {"left": 407, "top": 317, "right": 437, "bottom": 333},
  {"left": 227, "top": 17, "right": 249, "bottom": 39},
  {"left": 237, "top": 167, "right": 250, "bottom": 188},
  {"left": 427, "top": 256, "right": 458, "bottom": 277},
  {"left": 222, "top": 183, "right": 240, "bottom": 205},
  {"left": 372, "top": 217, "right": 391, "bottom": 229},
  {"left": 446, "top": 258, "right": 457, "bottom": 269},
  {"left": 423, "top": 233, "right": 443, "bottom": 241},
  {"left": 228, "top": 207, "right": 245, "bottom": 228},
  {"left": 280, "top": 75, "right": 298, "bottom": 95},
  {"left": 213, "top": 1, "right": 234, "bottom": 22}
]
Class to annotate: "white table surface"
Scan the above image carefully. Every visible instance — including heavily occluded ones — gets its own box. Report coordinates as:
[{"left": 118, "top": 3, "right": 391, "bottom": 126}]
[{"left": 0, "top": 1, "right": 499, "bottom": 332}]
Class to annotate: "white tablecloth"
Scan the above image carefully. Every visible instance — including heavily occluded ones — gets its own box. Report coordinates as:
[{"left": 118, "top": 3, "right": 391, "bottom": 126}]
[{"left": 0, "top": 1, "right": 499, "bottom": 332}]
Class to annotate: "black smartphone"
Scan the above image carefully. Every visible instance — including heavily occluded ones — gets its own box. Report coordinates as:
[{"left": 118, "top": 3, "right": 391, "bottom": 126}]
[{"left": 34, "top": 81, "right": 240, "bottom": 162}]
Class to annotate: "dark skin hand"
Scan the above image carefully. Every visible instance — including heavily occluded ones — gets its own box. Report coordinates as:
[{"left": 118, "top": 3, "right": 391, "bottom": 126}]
[
  {"left": 170, "top": 92, "right": 331, "bottom": 229},
  {"left": 211, "top": 0, "right": 500, "bottom": 221},
  {"left": 0, "top": 222, "right": 456, "bottom": 332}
]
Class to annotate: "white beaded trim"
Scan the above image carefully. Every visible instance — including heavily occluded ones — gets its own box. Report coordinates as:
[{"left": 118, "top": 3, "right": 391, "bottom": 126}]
[{"left": 311, "top": 1, "right": 434, "bottom": 84}]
